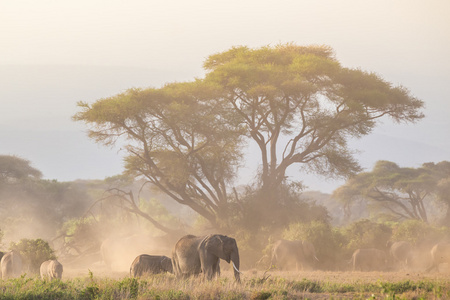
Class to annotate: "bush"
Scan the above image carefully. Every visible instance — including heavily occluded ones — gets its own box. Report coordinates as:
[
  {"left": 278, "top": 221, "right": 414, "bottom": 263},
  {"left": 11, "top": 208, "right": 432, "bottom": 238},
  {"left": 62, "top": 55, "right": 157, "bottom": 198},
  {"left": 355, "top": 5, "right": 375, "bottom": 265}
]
[
  {"left": 10, "top": 238, "right": 56, "bottom": 274},
  {"left": 390, "top": 219, "right": 450, "bottom": 247},
  {"left": 341, "top": 219, "right": 392, "bottom": 253},
  {"left": 282, "top": 221, "right": 346, "bottom": 270}
]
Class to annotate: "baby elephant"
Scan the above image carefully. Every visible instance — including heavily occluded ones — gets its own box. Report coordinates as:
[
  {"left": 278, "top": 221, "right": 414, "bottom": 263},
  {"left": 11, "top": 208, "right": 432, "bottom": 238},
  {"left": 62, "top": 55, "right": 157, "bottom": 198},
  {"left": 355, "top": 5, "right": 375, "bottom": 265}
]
[
  {"left": 130, "top": 254, "right": 173, "bottom": 277},
  {"left": 40, "top": 259, "right": 63, "bottom": 280}
]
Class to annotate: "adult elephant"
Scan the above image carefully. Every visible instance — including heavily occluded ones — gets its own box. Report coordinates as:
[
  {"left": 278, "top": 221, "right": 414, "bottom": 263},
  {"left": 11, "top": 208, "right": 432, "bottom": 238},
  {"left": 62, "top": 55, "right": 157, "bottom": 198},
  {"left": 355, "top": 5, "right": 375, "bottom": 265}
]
[
  {"left": 271, "top": 239, "right": 319, "bottom": 271},
  {"left": 40, "top": 259, "right": 63, "bottom": 280},
  {"left": 351, "top": 248, "right": 387, "bottom": 271},
  {"left": 426, "top": 242, "right": 450, "bottom": 272},
  {"left": 387, "top": 241, "right": 413, "bottom": 269},
  {"left": 130, "top": 254, "right": 173, "bottom": 277},
  {"left": 1, "top": 251, "right": 23, "bottom": 279},
  {"left": 172, "top": 234, "right": 241, "bottom": 282}
]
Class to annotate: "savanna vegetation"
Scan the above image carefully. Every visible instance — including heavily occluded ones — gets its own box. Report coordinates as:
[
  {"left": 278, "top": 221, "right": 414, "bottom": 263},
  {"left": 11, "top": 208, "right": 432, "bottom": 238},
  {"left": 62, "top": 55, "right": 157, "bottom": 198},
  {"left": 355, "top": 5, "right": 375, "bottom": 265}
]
[{"left": 1, "top": 44, "right": 449, "bottom": 299}]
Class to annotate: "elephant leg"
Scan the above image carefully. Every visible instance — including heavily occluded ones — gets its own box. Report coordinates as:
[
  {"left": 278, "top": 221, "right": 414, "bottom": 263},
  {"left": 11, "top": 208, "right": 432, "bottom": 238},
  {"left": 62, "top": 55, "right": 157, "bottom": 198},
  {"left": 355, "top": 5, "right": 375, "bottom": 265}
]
[
  {"left": 201, "top": 255, "right": 219, "bottom": 280},
  {"left": 212, "top": 261, "right": 220, "bottom": 279}
]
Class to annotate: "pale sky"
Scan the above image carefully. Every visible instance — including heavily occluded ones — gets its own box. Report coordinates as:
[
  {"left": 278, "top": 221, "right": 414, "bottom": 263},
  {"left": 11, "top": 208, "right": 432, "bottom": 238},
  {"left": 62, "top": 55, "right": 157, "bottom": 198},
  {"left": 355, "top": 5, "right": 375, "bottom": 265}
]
[{"left": 1, "top": 0, "right": 449, "bottom": 192}]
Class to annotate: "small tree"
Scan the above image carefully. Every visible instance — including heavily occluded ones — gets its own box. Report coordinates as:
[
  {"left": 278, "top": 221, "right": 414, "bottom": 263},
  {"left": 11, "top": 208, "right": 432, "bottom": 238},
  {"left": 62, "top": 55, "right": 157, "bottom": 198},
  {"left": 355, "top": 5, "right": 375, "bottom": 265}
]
[
  {"left": 333, "top": 161, "right": 450, "bottom": 223},
  {"left": 0, "top": 155, "right": 42, "bottom": 183},
  {"left": 10, "top": 238, "right": 56, "bottom": 274}
]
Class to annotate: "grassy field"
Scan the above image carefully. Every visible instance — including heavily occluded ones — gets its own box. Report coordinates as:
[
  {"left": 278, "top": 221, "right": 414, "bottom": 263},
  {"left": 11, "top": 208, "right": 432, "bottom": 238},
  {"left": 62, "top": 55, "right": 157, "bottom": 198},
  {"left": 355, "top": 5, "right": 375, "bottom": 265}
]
[{"left": 1, "top": 269, "right": 450, "bottom": 299}]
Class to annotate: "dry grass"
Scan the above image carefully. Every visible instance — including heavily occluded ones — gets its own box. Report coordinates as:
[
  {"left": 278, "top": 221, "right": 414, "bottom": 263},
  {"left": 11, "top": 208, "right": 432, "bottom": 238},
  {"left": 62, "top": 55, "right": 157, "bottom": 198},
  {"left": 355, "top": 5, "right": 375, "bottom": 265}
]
[
  {"left": 59, "top": 267, "right": 450, "bottom": 299},
  {"left": 2, "top": 267, "right": 450, "bottom": 299}
]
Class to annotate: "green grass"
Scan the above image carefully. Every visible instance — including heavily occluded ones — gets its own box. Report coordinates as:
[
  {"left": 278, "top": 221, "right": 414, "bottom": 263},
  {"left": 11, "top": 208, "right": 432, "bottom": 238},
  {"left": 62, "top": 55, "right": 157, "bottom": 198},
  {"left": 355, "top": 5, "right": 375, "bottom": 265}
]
[{"left": 0, "top": 273, "right": 449, "bottom": 299}]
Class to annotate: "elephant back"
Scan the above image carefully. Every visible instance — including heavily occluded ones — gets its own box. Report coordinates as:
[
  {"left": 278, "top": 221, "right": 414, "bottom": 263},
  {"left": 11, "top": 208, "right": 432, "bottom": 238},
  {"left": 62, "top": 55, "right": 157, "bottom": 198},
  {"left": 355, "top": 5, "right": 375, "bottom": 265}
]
[
  {"left": 1, "top": 251, "right": 22, "bottom": 279},
  {"left": 40, "top": 259, "right": 63, "bottom": 280},
  {"left": 172, "top": 235, "right": 203, "bottom": 277},
  {"left": 130, "top": 254, "right": 173, "bottom": 277}
]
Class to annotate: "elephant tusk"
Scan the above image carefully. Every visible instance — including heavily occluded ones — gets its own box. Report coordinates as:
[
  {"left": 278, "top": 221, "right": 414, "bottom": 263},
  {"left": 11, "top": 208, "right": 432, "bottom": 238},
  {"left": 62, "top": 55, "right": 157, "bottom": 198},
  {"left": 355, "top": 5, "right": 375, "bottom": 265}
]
[
  {"left": 232, "top": 261, "right": 242, "bottom": 274},
  {"left": 314, "top": 255, "right": 319, "bottom": 262}
]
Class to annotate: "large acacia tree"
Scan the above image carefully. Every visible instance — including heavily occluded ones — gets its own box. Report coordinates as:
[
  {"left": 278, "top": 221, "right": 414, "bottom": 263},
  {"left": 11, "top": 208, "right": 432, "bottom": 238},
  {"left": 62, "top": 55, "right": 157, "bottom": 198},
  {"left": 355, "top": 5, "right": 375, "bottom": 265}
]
[
  {"left": 203, "top": 44, "right": 424, "bottom": 200},
  {"left": 75, "top": 44, "right": 424, "bottom": 228}
]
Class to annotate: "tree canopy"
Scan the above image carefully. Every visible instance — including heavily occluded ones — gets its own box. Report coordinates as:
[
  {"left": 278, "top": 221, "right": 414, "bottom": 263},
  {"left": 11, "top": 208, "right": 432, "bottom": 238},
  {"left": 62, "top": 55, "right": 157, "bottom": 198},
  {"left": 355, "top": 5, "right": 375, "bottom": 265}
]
[
  {"left": 74, "top": 44, "right": 424, "bottom": 229},
  {"left": 0, "top": 155, "right": 42, "bottom": 183},
  {"left": 74, "top": 81, "right": 243, "bottom": 228},
  {"left": 333, "top": 160, "right": 450, "bottom": 223},
  {"left": 203, "top": 44, "right": 424, "bottom": 193}
]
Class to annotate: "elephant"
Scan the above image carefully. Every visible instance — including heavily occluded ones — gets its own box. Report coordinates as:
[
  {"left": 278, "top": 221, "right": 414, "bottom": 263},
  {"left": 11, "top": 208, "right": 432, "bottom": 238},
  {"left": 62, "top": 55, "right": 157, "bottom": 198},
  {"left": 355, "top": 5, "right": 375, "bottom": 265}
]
[
  {"left": 40, "top": 259, "right": 63, "bottom": 280},
  {"left": 351, "top": 248, "right": 387, "bottom": 271},
  {"left": 425, "top": 242, "right": 450, "bottom": 272},
  {"left": 172, "top": 234, "right": 241, "bottom": 282},
  {"left": 271, "top": 239, "right": 319, "bottom": 271},
  {"left": 387, "top": 241, "right": 413, "bottom": 270},
  {"left": 1, "top": 250, "right": 23, "bottom": 279},
  {"left": 130, "top": 254, "right": 173, "bottom": 277}
]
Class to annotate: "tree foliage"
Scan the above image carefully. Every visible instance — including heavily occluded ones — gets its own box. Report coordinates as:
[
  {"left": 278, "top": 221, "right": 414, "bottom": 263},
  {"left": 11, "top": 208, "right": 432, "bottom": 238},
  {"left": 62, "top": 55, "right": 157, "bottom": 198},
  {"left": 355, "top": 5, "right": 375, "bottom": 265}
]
[
  {"left": 333, "top": 160, "right": 450, "bottom": 223},
  {"left": 74, "top": 81, "right": 243, "bottom": 228},
  {"left": 10, "top": 238, "right": 56, "bottom": 274},
  {"left": 390, "top": 219, "right": 449, "bottom": 247},
  {"left": 0, "top": 155, "right": 42, "bottom": 184},
  {"left": 203, "top": 44, "right": 424, "bottom": 194}
]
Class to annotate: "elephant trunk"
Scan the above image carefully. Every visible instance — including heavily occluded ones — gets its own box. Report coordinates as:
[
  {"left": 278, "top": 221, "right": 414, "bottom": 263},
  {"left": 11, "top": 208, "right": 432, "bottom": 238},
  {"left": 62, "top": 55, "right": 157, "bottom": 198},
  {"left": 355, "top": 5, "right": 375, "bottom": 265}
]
[{"left": 231, "top": 250, "right": 241, "bottom": 282}]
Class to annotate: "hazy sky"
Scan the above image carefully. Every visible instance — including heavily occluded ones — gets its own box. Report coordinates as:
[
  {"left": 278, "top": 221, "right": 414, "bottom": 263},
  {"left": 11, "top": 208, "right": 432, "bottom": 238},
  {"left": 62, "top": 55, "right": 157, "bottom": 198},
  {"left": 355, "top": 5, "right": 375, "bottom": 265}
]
[{"left": 1, "top": 0, "right": 449, "bottom": 192}]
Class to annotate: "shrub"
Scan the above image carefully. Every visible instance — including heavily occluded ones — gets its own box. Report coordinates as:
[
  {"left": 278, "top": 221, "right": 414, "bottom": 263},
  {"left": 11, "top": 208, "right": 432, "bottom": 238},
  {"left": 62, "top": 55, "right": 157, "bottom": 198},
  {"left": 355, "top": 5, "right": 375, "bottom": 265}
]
[
  {"left": 282, "top": 221, "right": 346, "bottom": 270},
  {"left": 341, "top": 219, "right": 392, "bottom": 252},
  {"left": 390, "top": 219, "right": 450, "bottom": 247},
  {"left": 10, "top": 238, "right": 56, "bottom": 274}
]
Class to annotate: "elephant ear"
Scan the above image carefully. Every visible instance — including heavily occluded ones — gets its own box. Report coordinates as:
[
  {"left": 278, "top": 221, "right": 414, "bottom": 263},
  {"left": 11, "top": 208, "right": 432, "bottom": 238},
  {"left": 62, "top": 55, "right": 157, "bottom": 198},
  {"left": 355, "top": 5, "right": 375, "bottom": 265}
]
[{"left": 205, "top": 235, "right": 226, "bottom": 260}]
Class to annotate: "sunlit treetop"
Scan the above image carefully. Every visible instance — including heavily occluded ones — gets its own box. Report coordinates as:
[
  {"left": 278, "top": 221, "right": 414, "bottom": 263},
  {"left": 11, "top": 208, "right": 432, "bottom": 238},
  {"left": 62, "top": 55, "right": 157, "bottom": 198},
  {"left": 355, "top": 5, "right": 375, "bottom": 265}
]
[{"left": 202, "top": 44, "right": 424, "bottom": 187}]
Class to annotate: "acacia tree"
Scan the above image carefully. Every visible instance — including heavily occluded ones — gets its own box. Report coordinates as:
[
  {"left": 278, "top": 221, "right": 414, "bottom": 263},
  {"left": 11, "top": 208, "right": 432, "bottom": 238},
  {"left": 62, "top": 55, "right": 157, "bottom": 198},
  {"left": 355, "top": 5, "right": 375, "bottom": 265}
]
[
  {"left": 203, "top": 44, "right": 424, "bottom": 202},
  {"left": 74, "top": 81, "right": 243, "bottom": 228},
  {"left": 0, "top": 155, "right": 42, "bottom": 184},
  {"left": 333, "top": 160, "right": 450, "bottom": 223}
]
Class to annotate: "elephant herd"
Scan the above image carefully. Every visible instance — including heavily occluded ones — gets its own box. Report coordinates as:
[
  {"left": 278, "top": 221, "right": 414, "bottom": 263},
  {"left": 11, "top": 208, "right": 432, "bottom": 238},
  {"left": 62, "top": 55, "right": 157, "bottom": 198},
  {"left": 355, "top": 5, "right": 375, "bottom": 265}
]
[
  {"left": 0, "top": 250, "right": 63, "bottom": 280},
  {"left": 350, "top": 240, "right": 450, "bottom": 272},
  {"left": 128, "top": 234, "right": 241, "bottom": 282},
  {"left": 121, "top": 235, "right": 450, "bottom": 280}
]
